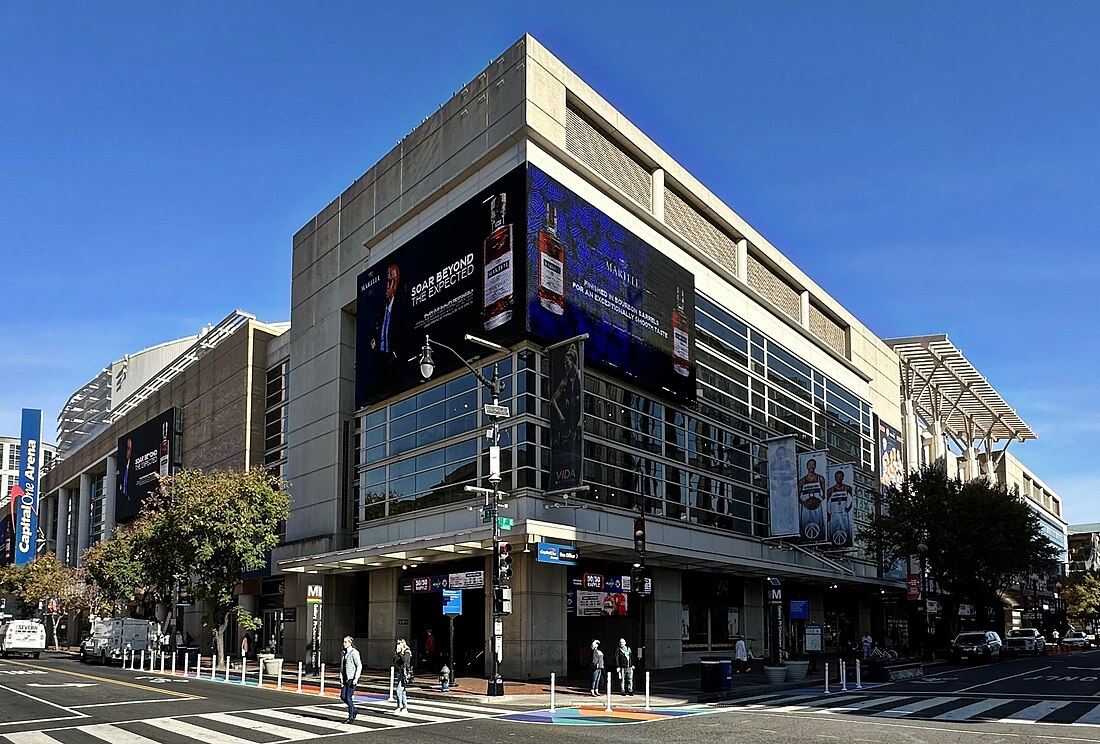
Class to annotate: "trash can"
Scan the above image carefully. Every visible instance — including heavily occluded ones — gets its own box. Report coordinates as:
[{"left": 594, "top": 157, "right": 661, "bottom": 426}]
[{"left": 700, "top": 657, "right": 734, "bottom": 690}]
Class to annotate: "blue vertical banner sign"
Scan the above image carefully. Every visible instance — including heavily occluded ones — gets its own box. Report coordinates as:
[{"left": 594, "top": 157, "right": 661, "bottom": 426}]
[{"left": 12, "top": 409, "right": 43, "bottom": 565}]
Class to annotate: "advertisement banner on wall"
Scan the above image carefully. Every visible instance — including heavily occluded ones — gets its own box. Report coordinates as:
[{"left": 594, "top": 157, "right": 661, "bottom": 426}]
[
  {"left": 879, "top": 421, "right": 905, "bottom": 494},
  {"left": 12, "top": 409, "right": 43, "bottom": 565},
  {"left": 548, "top": 339, "right": 584, "bottom": 491},
  {"left": 767, "top": 436, "right": 799, "bottom": 537},
  {"left": 825, "top": 463, "right": 855, "bottom": 548},
  {"left": 354, "top": 166, "right": 528, "bottom": 408},
  {"left": 573, "top": 590, "right": 628, "bottom": 617},
  {"left": 797, "top": 450, "right": 829, "bottom": 542},
  {"left": 115, "top": 407, "right": 180, "bottom": 523},
  {"left": 527, "top": 165, "right": 696, "bottom": 401}
]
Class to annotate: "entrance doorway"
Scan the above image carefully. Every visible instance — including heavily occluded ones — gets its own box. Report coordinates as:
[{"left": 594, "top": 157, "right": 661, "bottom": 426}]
[{"left": 262, "top": 609, "right": 284, "bottom": 655}]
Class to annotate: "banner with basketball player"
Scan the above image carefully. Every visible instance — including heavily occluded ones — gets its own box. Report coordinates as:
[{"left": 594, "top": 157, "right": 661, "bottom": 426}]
[
  {"left": 824, "top": 463, "right": 855, "bottom": 548},
  {"left": 797, "top": 450, "right": 829, "bottom": 542},
  {"left": 767, "top": 436, "right": 799, "bottom": 537}
]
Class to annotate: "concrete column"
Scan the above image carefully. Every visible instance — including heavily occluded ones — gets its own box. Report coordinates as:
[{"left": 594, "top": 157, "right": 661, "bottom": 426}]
[
  {"left": 651, "top": 168, "right": 664, "bottom": 221},
  {"left": 929, "top": 421, "right": 947, "bottom": 468},
  {"left": 103, "top": 455, "right": 117, "bottom": 537},
  {"left": 745, "top": 581, "right": 766, "bottom": 656},
  {"left": 40, "top": 493, "right": 54, "bottom": 555},
  {"left": 75, "top": 473, "right": 91, "bottom": 565},
  {"left": 367, "top": 568, "right": 406, "bottom": 669},
  {"left": 799, "top": 290, "right": 811, "bottom": 329},
  {"left": 736, "top": 239, "right": 749, "bottom": 284},
  {"left": 55, "top": 488, "right": 70, "bottom": 563},
  {"left": 508, "top": 549, "right": 565, "bottom": 680},
  {"left": 901, "top": 400, "right": 921, "bottom": 474},
  {"left": 650, "top": 566, "right": 682, "bottom": 670}
]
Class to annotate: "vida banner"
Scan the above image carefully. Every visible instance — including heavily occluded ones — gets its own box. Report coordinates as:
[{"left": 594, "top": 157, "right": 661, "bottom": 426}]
[{"left": 548, "top": 340, "right": 584, "bottom": 492}]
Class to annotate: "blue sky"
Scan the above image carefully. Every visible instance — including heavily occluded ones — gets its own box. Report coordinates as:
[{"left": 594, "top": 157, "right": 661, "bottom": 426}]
[{"left": 2, "top": 3, "right": 1097, "bottom": 521}]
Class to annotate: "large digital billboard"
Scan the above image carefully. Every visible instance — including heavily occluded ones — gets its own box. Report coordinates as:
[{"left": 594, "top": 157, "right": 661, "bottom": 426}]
[
  {"left": 12, "top": 409, "right": 43, "bottom": 565},
  {"left": 355, "top": 167, "right": 528, "bottom": 408},
  {"left": 115, "top": 407, "right": 180, "bottom": 523},
  {"left": 526, "top": 165, "right": 696, "bottom": 401},
  {"left": 355, "top": 163, "right": 698, "bottom": 408}
]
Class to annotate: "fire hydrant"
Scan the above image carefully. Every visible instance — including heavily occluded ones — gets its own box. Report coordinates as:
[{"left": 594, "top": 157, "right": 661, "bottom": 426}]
[{"left": 439, "top": 665, "right": 450, "bottom": 692}]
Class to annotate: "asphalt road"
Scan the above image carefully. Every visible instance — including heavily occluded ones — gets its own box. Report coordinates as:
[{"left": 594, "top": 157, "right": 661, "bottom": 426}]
[{"left": 4, "top": 650, "right": 1100, "bottom": 742}]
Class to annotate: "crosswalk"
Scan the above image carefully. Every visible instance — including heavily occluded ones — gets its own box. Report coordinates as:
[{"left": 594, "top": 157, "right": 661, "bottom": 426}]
[
  {"left": 0, "top": 696, "right": 516, "bottom": 743},
  {"left": 720, "top": 690, "right": 1100, "bottom": 727}
]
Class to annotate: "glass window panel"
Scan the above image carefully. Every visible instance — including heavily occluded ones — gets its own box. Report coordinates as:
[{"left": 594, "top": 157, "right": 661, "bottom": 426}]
[{"left": 365, "top": 408, "right": 387, "bottom": 428}]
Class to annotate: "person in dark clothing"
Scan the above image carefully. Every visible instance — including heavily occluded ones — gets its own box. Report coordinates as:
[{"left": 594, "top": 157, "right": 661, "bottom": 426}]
[{"left": 393, "top": 638, "right": 413, "bottom": 715}]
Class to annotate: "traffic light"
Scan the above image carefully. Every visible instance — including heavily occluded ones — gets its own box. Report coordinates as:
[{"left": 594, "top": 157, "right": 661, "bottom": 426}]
[
  {"left": 633, "top": 517, "right": 646, "bottom": 554},
  {"left": 630, "top": 565, "right": 646, "bottom": 595},
  {"left": 497, "top": 541, "right": 513, "bottom": 581},
  {"left": 494, "top": 585, "right": 513, "bottom": 616}
]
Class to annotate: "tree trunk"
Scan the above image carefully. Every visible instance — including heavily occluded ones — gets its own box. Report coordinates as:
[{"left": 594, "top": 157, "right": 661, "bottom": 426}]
[
  {"left": 215, "top": 616, "right": 229, "bottom": 668},
  {"left": 50, "top": 614, "right": 62, "bottom": 651}
]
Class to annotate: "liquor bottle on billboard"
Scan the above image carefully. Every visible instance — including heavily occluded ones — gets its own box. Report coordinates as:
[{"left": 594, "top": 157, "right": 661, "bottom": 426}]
[
  {"left": 159, "top": 422, "right": 170, "bottom": 477},
  {"left": 482, "top": 193, "right": 514, "bottom": 330},
  {"left": 672, "top": 286, "right": 691, "bottom": 377},
  {"left": 536, "top": 203, "right": 566, "bottom": 315}
]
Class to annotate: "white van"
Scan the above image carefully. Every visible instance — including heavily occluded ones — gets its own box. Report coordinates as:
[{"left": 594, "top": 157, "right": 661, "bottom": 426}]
[
  {"left": 0, "top": 620, "right": 46, "bottom": 658},
  {"left": 80, "top": 618, "right": 158, "bottom": 665}
]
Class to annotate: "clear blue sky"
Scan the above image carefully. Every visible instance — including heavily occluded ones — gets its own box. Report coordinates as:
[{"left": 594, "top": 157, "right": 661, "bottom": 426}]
[{"left": 2, "top": 3, "right": 1097, "bottom": 522}]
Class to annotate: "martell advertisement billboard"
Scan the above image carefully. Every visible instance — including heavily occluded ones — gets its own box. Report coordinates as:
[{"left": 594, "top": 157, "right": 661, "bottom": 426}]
[
  {"left": 115, "top": 407, "right": 180, "bottom": 523},
  {"left": 354, "top": 167, "right": 527, "bottom": 408},
  {"left": 11, "top": 408, "right": 43, "bottom": 565},
  {"left": 526, "top": 165, "right": 696, "bottom": 401},
  {"left": 355, "top": 163, "right": 697, "bottom": 408}
]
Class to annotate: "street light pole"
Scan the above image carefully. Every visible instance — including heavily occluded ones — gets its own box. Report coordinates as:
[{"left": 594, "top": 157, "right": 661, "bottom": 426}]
[
  {"left": 917, "top": 542, "right": 930, "bottom": 660},
  {"left": 418, "top": 333, "right": 509, "bottom": 696}
]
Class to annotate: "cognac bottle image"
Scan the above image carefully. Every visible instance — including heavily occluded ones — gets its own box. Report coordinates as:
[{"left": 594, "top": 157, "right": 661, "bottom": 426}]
[
  {"left": 482, "top": 193, "right": 514, "bottom": 330},
  {"left": 672, "top": 286, "right": 691, "bottom": 377},
  {"left": 158, "top": 421, "right": 170, "bottom": 477},
  {"left": 536, "top": 203, "right": 566, "bottom": 315}
]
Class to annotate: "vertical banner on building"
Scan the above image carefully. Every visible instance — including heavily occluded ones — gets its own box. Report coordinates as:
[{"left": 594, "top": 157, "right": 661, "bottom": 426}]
[
  {"left": 12, "top": 409, "right": 43, "bottom": 566},
  {"left": 797, "top": 450, "right": 829, "bottom": 542},
  {"left": 878, "top": 420, "right": 907, "bottom": 579},
  {"left": 547, "top": 339, "right": 585, "bottom": 492},
  {"left": 307, "top": 584, "right": 323, "bottom": 673},
  {"left": 825, "top": 463, "right": 855, "bottom": 548},
  {"left": 767, "top": 436, "right": 799, "bottom": 537}
]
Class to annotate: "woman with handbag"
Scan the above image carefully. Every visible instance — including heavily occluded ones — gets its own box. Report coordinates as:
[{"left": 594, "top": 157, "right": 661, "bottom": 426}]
[{"left": 393, "top": 638, "right": 413, "bottom": 715}]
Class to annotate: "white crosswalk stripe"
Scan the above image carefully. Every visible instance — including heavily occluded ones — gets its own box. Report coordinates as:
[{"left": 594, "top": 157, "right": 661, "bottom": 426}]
[
  {"left": 0, "top": 697, "right": 516, "bottom": 744},
  {"left": 728, "top": 691, "right": 1100, "bottom": 727}
]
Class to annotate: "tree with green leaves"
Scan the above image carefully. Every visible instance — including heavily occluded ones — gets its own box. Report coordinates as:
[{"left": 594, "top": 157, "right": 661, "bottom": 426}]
[
  {"left": 1064, "top": 571, "right": 1100, "bottom": 622},
  {"left": 0, "top": 554, "right": 105, "bottom": 650},
  {"left": 83, "top": 521, "right": 152, "bottom": 617},
  {"left": 862, "top": 465, "right": 1059, "bottom": 641}
]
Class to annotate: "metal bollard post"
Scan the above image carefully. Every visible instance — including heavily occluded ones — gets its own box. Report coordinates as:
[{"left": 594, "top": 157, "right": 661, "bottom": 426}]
[
  {"left": 320, "top": 663, "right": 326, "bottom": 696},
  {"left": 171, "top": 652, "right": 176, "bottom": 676},
  {"left": 824, "top": 662, "right": 830, "bottom": 694},
  {"left": 388, "top": 666, "right": 395, "bottom": 701},
  {"left": 550, "top": 672, "right": 556, "bottom": 712},
  {"left": 240, "top": 657, "right": 247, "bottom": 685},
  {"left": 224, "top": 656, "right": 230, "bottom": 682},
  {"left": 605, "top": 673, "right": 612, "bottom": 712},
  {"left": 645, "top": 671, "right": 652, "bottom": 711},
  {"left": 277, "top": 661, "right": 284, "bottom": 690},
  {"left": 259, "top": 659, "right": 264, "bottom": 688},
  {"left": 297, "top": 661, "right": 303, "bottom": 693},
  {"left": 149, "top": 651, "right": 155, "bottom": 672},
  {"left": 184, "top": 654, "right": 189, "bottom": 678},
  {"left": 212, "top": 655, "right": 218, "bottom": 680},
  {"left": 160, "top": 653, "right": 165, "bottom": 675},
  {"left": 840, "top": 660, "right": 847, "bottom": 691},
  {"left": 855, "top": 659, "right": 862, "bottom": 689},
  {"left": 139, "top": 650, "right": 145, "bottom": 671}
]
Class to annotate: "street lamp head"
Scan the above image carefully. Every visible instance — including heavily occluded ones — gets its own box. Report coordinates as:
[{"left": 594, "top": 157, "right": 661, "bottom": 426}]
[{"left": 418, "top": 336, "right": 435, "bottom": 379}]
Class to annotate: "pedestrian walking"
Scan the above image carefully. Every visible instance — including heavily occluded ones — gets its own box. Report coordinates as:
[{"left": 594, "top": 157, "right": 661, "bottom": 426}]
[
  {"left": 393, "top": 638, "right": 414, "bottom": 715},
  {"left": 861, "top": 632, "right": 873, "bottom": 660},
  {"left": 734, "top": 635, "right": 748, "bottom": 674},
  {"left": 590, "top": 640, "right": 604, "bottom": 696},
  {"left": 615, "top": 638, "right": 634, "bottom": 695},
  {"left": 339, "top": 636, "right": 362, "bottom": 724},
  {"left": 424, "top": 628, "right": 437, "bottom": 670}
]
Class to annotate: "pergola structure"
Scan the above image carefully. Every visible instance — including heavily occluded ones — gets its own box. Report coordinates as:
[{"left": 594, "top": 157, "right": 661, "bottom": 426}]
[{"left": 884, "top": 334, "right": 1035, "bottom": 480}]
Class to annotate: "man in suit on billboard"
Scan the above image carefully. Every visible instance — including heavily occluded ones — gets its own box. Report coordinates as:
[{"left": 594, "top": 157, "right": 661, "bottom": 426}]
[{"left": 370, "top": 264, "right": 403, "bottom": 358}]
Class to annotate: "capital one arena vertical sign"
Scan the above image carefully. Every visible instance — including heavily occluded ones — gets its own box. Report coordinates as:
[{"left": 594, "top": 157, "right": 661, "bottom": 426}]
[{"left": 11, "top": 409, "right": 43, "bottom": 565}]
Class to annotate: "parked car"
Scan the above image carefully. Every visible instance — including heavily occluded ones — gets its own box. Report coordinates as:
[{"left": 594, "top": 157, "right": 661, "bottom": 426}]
[
  {"left": 1063, "top": 630, "right": 1089, "bottom": 649},
  {"left": 1004, "top": 628, "right": 1046, "bottom": 656},
  {"left": 0, "top": 619, "right": 46, "bottom": 659},
  {"left": 951, "top": 631, "right": 1002, "bottom": 663}
]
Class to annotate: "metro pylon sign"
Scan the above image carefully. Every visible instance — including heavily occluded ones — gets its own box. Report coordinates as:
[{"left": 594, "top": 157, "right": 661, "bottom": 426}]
[{"left": 12, "top": 409, "right": 42, "bottom": 565}]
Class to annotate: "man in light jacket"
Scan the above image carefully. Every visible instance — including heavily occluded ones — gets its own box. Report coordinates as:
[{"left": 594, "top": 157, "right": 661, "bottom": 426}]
[{"left": 340, "top": 636, "right": 362, "bottom": 723}]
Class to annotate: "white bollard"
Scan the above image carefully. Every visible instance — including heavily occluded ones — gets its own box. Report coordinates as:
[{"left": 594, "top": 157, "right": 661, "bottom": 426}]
[
  {"left": 139, "top": 650, "right": 145, "bottom": 671},
  {"left": 644, "top": 671, "right": 652, "bottom": 711},
  {"left": 259, "top": 659, "right": 264, "bottom": 688},
  {"left": 550, "top": 672, "right": 556, "bottom": 712},
  {"left": 855, "top": 659, "right": 863, "bottom": 689},
  {"left": 240, "top": 657, "right": 247, "bottom": 685},
  {"left": 277, "top": 661, "right": 283, "bottom": 690},
  {"left": 388, "top": 666, "right": 395, "bottom": 701},
  {"left": 212, "top": 655, "right": 218, "bottom": 680},
  {"left": 605, "top": 672, "right": 612, "bottom": 712},
  {"left": 319, "top": 663, "right": 326, "bottom": 696},
  {"left": 160, "top": 653, "right": 165, "bottom": 675},
  {"left": 297, "top": 661, "right": 303, "bottom": 693},
  {"left": 824, "top": 662, "right": 831, "bottom": 694},
  {"left": 149, "top": 651, "right": 155, "bottom": 672},
  {"left": 122, "top": 649, "right": 128, "bottom": 669},
  {"left": 171, "top": 652, "right": 176, "bottom": 676},
  {"left": 184, "top": 654, "right": 189, "bottom": 678},
  {"left": 840, "top": 660, "right": 847, "bottom": 691},
  {"left": 224, "top": 656, "right": 230, "bottom": 682}
]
